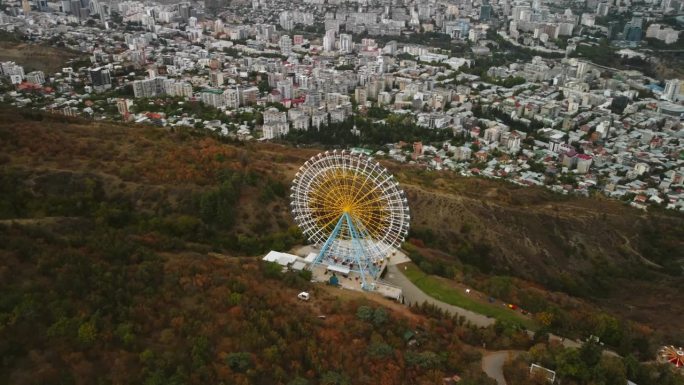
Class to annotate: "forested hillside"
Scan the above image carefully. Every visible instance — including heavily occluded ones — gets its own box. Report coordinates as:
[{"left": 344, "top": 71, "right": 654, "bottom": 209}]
[
  {"left": 0, "top": 112, "right": 503, "bottom": 384},
  {"left": 0, "top": 110, "right": 682, "bottom": 384}
]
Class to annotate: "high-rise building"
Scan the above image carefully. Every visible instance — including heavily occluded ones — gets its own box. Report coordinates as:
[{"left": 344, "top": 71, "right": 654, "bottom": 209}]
[
  {"left": 623, "top": 16, "right": 643, "bottom": 42},
  {"left": 116, "top": 98, "right": 132, "bottom": 119},
  {"left": 354, "top": 86, "right": 367, "bottom": 105},
  {"left": 210, "top": 71, "right": 224, "bottom": 87},
  {"left": 179, "top": 3, "right": 191, "bottom": 21},
  {"left": 596, "top": 2, "right": 610, "bottom": 16},
  {"left": 576, "top": 61, "right": 590, "bottom": 78},
  {"left": 89, "top": 67, "right": 112, "bottom": 91},
  {"left": 623, "top": 25, "right": 642, "bottom": 41},
  {"left": 663, "top": 79, "right": 681, "bottom": 101},
  {"left": 607, "top": 20, "right": 621, "bottom": 39},
  {"left": 262, "top": 107, "right": 289, "bottom": 139},
  {"left": 339, "top": 33, "right": 353, "bottom": 53},
  {"left": 279, "top": 35, "right": 293, "bottom": 55},
  {"left": 200, "top": 89, "right": 225, "bottom": 108},
  {"left": 279, "top": 11, "right": 294, "bottom": 31},
  {"left": 0, "top": 61, "right": 25, "bottom": 77},
  {"left": 323, "top": 29, "right": 336, "bottom": 51},
  {"left": 241, "top": 86, "right": 259, "bottom": 105},
  {"left": 277, "top": 79, "right": 293, "bottom": 99},
  {"left": 26, "top": 71, "right": 45, "bottom": 85},
  {"left": 480, "top": 4, "right": 492, "bottom": 20},
  {"left": 22, "top": 0, "right": 30, "bottom": 15},
  {"left": 132, "top": 77, "right": 166, "bottom": 98},
  {"left": 70, "top": 0, "right": 80, "bottom": 16}
]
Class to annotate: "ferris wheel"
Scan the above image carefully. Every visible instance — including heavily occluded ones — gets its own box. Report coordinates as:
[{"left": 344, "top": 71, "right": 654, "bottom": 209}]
[
  {"left": 290, "top": 150, "right": 410, "bottom": 289},
  {"left": 658, "top": 346, "right": 684, "bottom": 369}
]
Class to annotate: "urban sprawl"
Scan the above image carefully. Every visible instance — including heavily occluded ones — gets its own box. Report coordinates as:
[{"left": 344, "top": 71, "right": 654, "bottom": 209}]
[{"left": 1, "top": 0, "right": 683, "bottom": 211}]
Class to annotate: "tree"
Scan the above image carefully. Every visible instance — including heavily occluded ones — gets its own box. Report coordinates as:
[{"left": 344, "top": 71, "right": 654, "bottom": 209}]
[
  {"left": 321, "top": 371, "right": 351, "bottom": 385},
  {"left": 405, "top": 351, "right": 444, "bottom": 369},
  {"left": 609, "top": 96, "right": 629, "bottom": 114},
  {"left": 287, "top": 378, "right": 310, "bottom": 385},
  {"left": 368, "top": 342, "right": 393, "bottom": 359},
  {"left": 191, "top": 335, "right": 211, "bottom": 368},
  {"left": 555, "top": 348, "right": 591, "bottom": 382},
  {"left": 77, "top": 320, "right": 98, "bottom": 345},
  {"left": 372, "top": 307, "right": 388, "bottom": 326},
  {"left": 579, "top": 341, "right": 603, "bottom": 367},
  {"left": 597, "top": 356, "right": 627, "bottom": 385},
  {"left": 356, "top": 306, "right": 373, "bottom": 321},
  {"left": 226, "top": 352, "right": 252, "bottom": 372},
  {"left": 262, "top": 261, "right": 283, "bottom": 279}
]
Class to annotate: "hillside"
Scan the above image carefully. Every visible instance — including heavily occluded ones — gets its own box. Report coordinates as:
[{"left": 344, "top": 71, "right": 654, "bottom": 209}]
[
  {"left": 1, "top": 112, "right": 505, "bottom": 385},
  {"left": 396, "top": 170, "right": 684, "bottom": 336},
  {"left": 0, "top": 111, "right": 683, "bottom": 383},
  {"left": 0, "top": 40, "right": 84, "bottom": 74}
]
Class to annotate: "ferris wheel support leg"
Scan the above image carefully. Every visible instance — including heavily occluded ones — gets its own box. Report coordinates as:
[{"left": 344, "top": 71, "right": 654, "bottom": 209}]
[
  {"left": 312, "top": 214, "right": 346, "bottom": 269},
  {"left": 349, "top": 216, "right": 381, "bottom": 279},
  {"left": 350, "top": 217, "right": 382, "bottom": 279},
  {"left": 345, "top": 212, "right": 372, "bottom": 291}
]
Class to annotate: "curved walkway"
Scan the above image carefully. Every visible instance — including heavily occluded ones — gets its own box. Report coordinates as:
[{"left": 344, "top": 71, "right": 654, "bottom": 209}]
[
  {"left": 383, "top": 265, "right": 496, "bottom": 327},
  {"left": 482, "top": 351, "right": 522, "bottom": 385},
  {"left": 383, "top": 264, "right": 621, "bottom": 384}
]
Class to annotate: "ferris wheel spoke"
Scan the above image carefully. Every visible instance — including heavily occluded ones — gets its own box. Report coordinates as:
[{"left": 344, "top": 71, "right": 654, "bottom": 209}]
[
  {"left": 349, "top": 215, "right": 389, "bottom": 256},
  {"left": 349, "top": 163, "right": 379, "bottom": 203},
  {"left": 308, "top": 185, "right": 342, "bottom": 207},
  {"left": 313, "top": 210, "right": 344, "bottom": 225}
]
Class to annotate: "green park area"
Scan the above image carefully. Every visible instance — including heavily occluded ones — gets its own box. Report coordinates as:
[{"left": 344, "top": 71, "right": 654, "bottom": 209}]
[{"left": 401, "top": 263, "right": 538, "bottom": 330}]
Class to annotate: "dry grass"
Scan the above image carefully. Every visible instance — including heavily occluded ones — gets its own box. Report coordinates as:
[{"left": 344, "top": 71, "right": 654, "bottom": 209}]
[{"left": 0, "top": 42, "right": 84, "bottom": 73}]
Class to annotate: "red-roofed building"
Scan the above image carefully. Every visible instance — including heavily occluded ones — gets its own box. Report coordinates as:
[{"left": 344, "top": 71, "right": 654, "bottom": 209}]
[
  {"left": 633, "top": 195, "right": 647, "bottom": 203},
  {"left": 17, "top": 82, "right": 42, "bottom": 92}
]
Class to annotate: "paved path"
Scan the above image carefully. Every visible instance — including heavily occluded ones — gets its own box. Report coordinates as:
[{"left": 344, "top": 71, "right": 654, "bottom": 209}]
[
  {"left": 482, "top": 351, "right": 522, "bottom": 385},
  {"left": 383, "top": 265, "right": 495, "bottom": 327},
  {"left": 385, "top": 264, "right": 620, "bottom": 357}
]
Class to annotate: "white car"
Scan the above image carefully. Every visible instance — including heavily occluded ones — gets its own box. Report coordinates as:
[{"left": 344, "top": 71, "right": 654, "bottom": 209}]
[{"left": 297, "top": 292, "right": 310, "bottom": 301}]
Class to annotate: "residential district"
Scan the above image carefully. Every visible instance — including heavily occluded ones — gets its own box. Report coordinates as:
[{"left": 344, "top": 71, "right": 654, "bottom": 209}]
[{"left": 1, "top": 0, "right": 683, "bottom": 211}]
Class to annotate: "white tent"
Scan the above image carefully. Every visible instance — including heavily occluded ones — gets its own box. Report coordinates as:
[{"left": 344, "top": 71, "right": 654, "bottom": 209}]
[{"left": 263, "top": 251, "right": 298, "bottom": 266}]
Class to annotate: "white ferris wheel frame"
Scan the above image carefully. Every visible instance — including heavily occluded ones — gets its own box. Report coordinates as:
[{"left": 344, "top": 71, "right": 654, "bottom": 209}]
[{"left": 290, "top": 150, "right": 410, "bottom": 268}]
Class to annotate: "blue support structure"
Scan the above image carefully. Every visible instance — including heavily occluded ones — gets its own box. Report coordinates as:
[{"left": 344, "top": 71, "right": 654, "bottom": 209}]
[
  {"left": 312, "top": 212, "right": 378, "bottom": 291},
  {"left": 312, "top": 214, "right": 346, "bottom": 267},
  {"left": 347, "top": 215, "right": 380, "bottom": 278},
  {"left": 344, "top": 212, "right": 371, "bottom": 290}
]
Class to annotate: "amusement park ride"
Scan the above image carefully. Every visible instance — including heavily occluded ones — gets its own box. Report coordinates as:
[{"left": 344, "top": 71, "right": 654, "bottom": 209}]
[
  {"left": 659, "top": 346, "right": 684, "bottom": 369},
  {"left": 290, "top": 150, "right": 410, "bottom": 290}
]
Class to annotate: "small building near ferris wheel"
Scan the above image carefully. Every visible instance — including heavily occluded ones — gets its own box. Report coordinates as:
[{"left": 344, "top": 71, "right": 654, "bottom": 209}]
[{"left": 262, "top": 246, "right": 406, "bottom": 302}]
